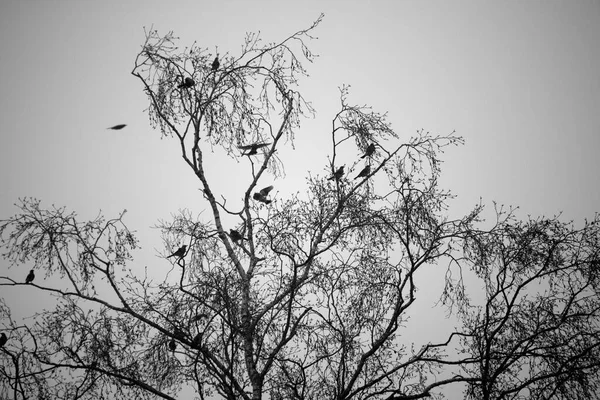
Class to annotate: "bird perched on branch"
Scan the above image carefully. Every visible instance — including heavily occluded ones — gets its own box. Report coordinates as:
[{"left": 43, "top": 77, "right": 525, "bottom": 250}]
[
  {"left": 328, "top": 165, "right": 345, "bottom": 181},
  {"left": 354, "top": 165, "right": 371, "bottom": 180},
  {"left": 230, "top": 229, "right": 243, "bottom": 243},
  {"left": 253, "top": 186, "right": 274, "bottom": 204},
  {"left": 167, "top": 245, "right": 187, "bottom": 260},
  {"left": 0, "top": 332, "right": 7, "bottom": 347},
  {"left": 211, "top": 56, "right": 220, "bottom": 71},
  {"left": 177, "top": 77, "right": 195, "bottom": 89},
  {"left": 107, "top": 124, "right": 126, "bottom": 130},
  {"left": 361, "top": 143, "right": 376, "bottom": 159},
  {"left": 25, "top": 269, "right": 35, "bottom": 284},
  {"left": 168, "top": 339, "right": 177, "bottom": 352},
  {"left": 239, "top": 142, "right": 271, "bottom": 156}
]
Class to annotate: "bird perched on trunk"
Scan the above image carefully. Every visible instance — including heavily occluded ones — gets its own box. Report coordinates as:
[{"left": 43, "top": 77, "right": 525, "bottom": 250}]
[
  {"left": 328, "top": 165, "right": 345, "bottom": 181},
  {"left": 211, "top": 56, "right": 220, "bottom": 71},
  {"left": 167, "top": 245, "right": 187, "bottom": 260},
  {"left": 107, "top": 124, "right": 126, "bottom": 130},
  {"left": 25, "top": 269, "right": 35, "bottom": 284},
  {"left": 0, "top": 332, "right": 7, "bottom": 347},
  {"left": 253, "top": 186, "right": 274, "bottom": 204},
  {"left": 354, "top": 165, "right": 371, "bottom": 180},
  {"left": 191, "top": 333, "right": 202, "bottom": 349},
  {"left": 168, "top": 339, "right": 177, "bottom": 352},
  {"left": 361, "top": 143, "right": 376, "bottom": 159},
  {"left": 239, "top": 142, "right": 271, "bottom": 156},
  {"left": 177, "top": 77, "right": 195, "bottom": 89},
  {"left": 229, "top": 229, "right": 243, "bottom": 243}
]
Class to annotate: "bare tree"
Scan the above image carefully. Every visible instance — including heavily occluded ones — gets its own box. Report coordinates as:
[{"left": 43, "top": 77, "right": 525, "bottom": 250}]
[{"left": 1, "top": 16, "right": 600, "bottom": 400}]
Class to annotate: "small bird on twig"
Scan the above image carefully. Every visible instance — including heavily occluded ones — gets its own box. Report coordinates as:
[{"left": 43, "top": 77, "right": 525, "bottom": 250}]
[
  {"left": 230, "top": 229, "right": 243, "bottom": 243},
  {"left": 168, "top": 339, "right": 177, "bottom": 352},
  {"left": 167, "top": 245, "right": 187, "bottom": 260},
  {"left": 178, "top": 77, "right": 195, "bottom": 89},
  {"left": 107, "top": 124, "right": 127, "bottom": 130},
  {"left": 361, "top": 143, "right": 376, "bottom": 159},
  {"left": 25, "top": 269, "right": 35, "bottom": 284},
  {"left": 211, "top": 56, "right": 220, "bottom": 72},
  {"left": 328, "top": 165, "right": 345, "bottom": 181},
  {"left": 253, "top": 186, "right": 274, "bottom": 204},
  {"left": 239, "top": 142, "right": 271, "bottom": 156},
  {"left": 0, "top": 332, "right": 7, "bottom": 347},
  {"left": 354, "top": 165, "right": 371, "bottom": 180}
]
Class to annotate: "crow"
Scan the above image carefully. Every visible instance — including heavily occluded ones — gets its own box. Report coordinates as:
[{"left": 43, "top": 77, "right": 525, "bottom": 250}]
[
  {"left": 361, "top": 143, "right": 376, "bottom": 159},
  {"left": 230, "top": 229, "right": 243, "bottom": 243},
  {"left": 354, "top": 165, "right": 371, "bottom": 180},
  {"left": 25, "top": 269, "right": 35, "bottom": 284},
  {"left": 177, "top": 77, "right": 195, "bottom": 89},
  {"left": 239, "top": 142, "right": 271, "bottom": 156},
  {"left": 328, "top": 165, "right": 345, "bottom": 181},
  {"left": 211, "top": 56, "right": 220, "bottom": 71},
  {"left": 107, "top": 124, "right": 126, "bottom": 130},
  {"left": 0, "top": 332, "right": 6, "bottom": 347},
  {"left": 253, "top": 185, "right": 274, "bottom": 204},
  {"left": 167, "top": 245, "right": 187, "bottom": 260}
]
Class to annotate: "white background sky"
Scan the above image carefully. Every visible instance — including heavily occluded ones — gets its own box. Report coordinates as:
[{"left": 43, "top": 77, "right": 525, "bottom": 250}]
[{"left": 1, "top": 0, "right": 599, "bottom": 398}]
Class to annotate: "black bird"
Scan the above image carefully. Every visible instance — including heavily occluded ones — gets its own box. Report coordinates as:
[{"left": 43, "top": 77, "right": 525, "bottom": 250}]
[
  {"left": 211, "top": 56, "right": 220, "bottom": 71},
  {"left": 167, "top": 245, "right": 187, "bottom": 259},
  {"left": 168, "top": 339, "right": 177, "bottom": 352},
  {"left": 361, "top": 143, "right": 376, "bottom": 159},
  {"left": 354, "top": 165, "right": 371, "bottom": 180},
  {"left": 0, "top": 332, "right": 7, "bottom": 347},
  {"left": 239, "top": 142, "right": 271, "bottom": 156},
  {"left": 25, "top": 269, "right": 35, "bottom": 284},
  {"left": 107, "top": 124, "right": 126, "bottom": 130},
  {"left": 177, "top": 77, "right": 195, "bottom": 89},
  {"left": 229, "top": 229, "right": 243, "bottom": 243},
  {"left": 253, "top": 185, "right": 274, "bottom": 204},
  {"left": 328, "top": 165, "right": 345, "bottom": 181},
  {"left": 191, "top": 333, "right": 202, "bottom": 349}
]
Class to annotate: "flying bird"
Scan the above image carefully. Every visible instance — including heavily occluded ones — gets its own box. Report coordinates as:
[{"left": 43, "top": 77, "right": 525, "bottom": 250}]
[
  {"left": 354, "top": 165, "right": 371, "bottom": 180},
  {"left": 25, "top": 269, "right": 35, "bottom": 284},
  {"left": 167, "top": 245, "right": 187, "bottom": 259},
  {"left": 328, "top": 165, "right": 345, "bottom": 181},
  {"left": 177, "top": 77, "right": 195, "bottom": 89},
  {"left": 168, "top": 339, "right": 177, "bottom": 352},
  {"left": 211, "top": 56, "right": 220, "bottom": 71},
  {"left": 253, "top": 185, "right": 274, "bottom": 204},
  {"left": 0, "top": 332, "right": 7, "bottom": 347},
  {"left": 229, "top": 229, "right": 243, "bottom": 243},
  {"left": 239, "top": 142, "right": 271, "bottom": 156},
  {"left": 107, "top": 124, "right": 126, "bottom": 130},
  {"left": 361, "top": 143, "right": 376, "bottom": 159}
]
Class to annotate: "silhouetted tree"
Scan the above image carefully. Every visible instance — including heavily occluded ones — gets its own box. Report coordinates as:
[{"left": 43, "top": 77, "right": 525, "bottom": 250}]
[{"left": 1, "top": 14, "right": 599, "bottom": 400}]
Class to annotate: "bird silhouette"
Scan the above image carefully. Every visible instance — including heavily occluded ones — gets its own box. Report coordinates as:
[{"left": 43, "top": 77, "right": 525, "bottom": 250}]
[
  {"left": 211, "top": 56, "right": 220, "bottom": 71},
  {"left": 25, "top": 269, "right": 35, "bottom": 284},
  {"left": 191, "top": 333, "right": 202, "bottom": 349},
  {"left": 239, "top": 142, "right": 271, "bottom": 156},
  {"left": 328, "top": 165, "right": 345, "bottom": 181},
  {"left": 168, "top": 339, "right": 177, "bottom": 352},
  {"left": 361, "top": 143, "right": 376, "bottom": 159},
  {"left": 354, "top": 165, "right": 371, "bottom": 180},
  {"left": 253, "top": 185, "right": 274, "bottom": 204},
  {"left": 107, "top": 124, "right": 126, "bottom": 130},
  {"left": 177, "top": 77, "right": 195, "bottom": 89},
  {"left": 229, "top": 229, "right": 243, "bottom": 243},
  {"left": 167, "top": 245, "right": 187, "bottom": 259},
  {"left": 0, "top": 332, "right": 7, "bottom": 347}
]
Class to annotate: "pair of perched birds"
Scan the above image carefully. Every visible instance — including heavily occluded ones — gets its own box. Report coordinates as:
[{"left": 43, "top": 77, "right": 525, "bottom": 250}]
[
  {"left": 328, "top": 143, "right": 376, "bottom": 181},
  {"left": 177, "top": 55, "right": 220, "bottom": 89}
]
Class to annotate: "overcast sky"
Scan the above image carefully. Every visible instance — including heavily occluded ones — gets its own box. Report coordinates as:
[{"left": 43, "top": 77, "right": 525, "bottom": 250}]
[{"left": 1, "top": 0, "right": 599, "bottom": 397}]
